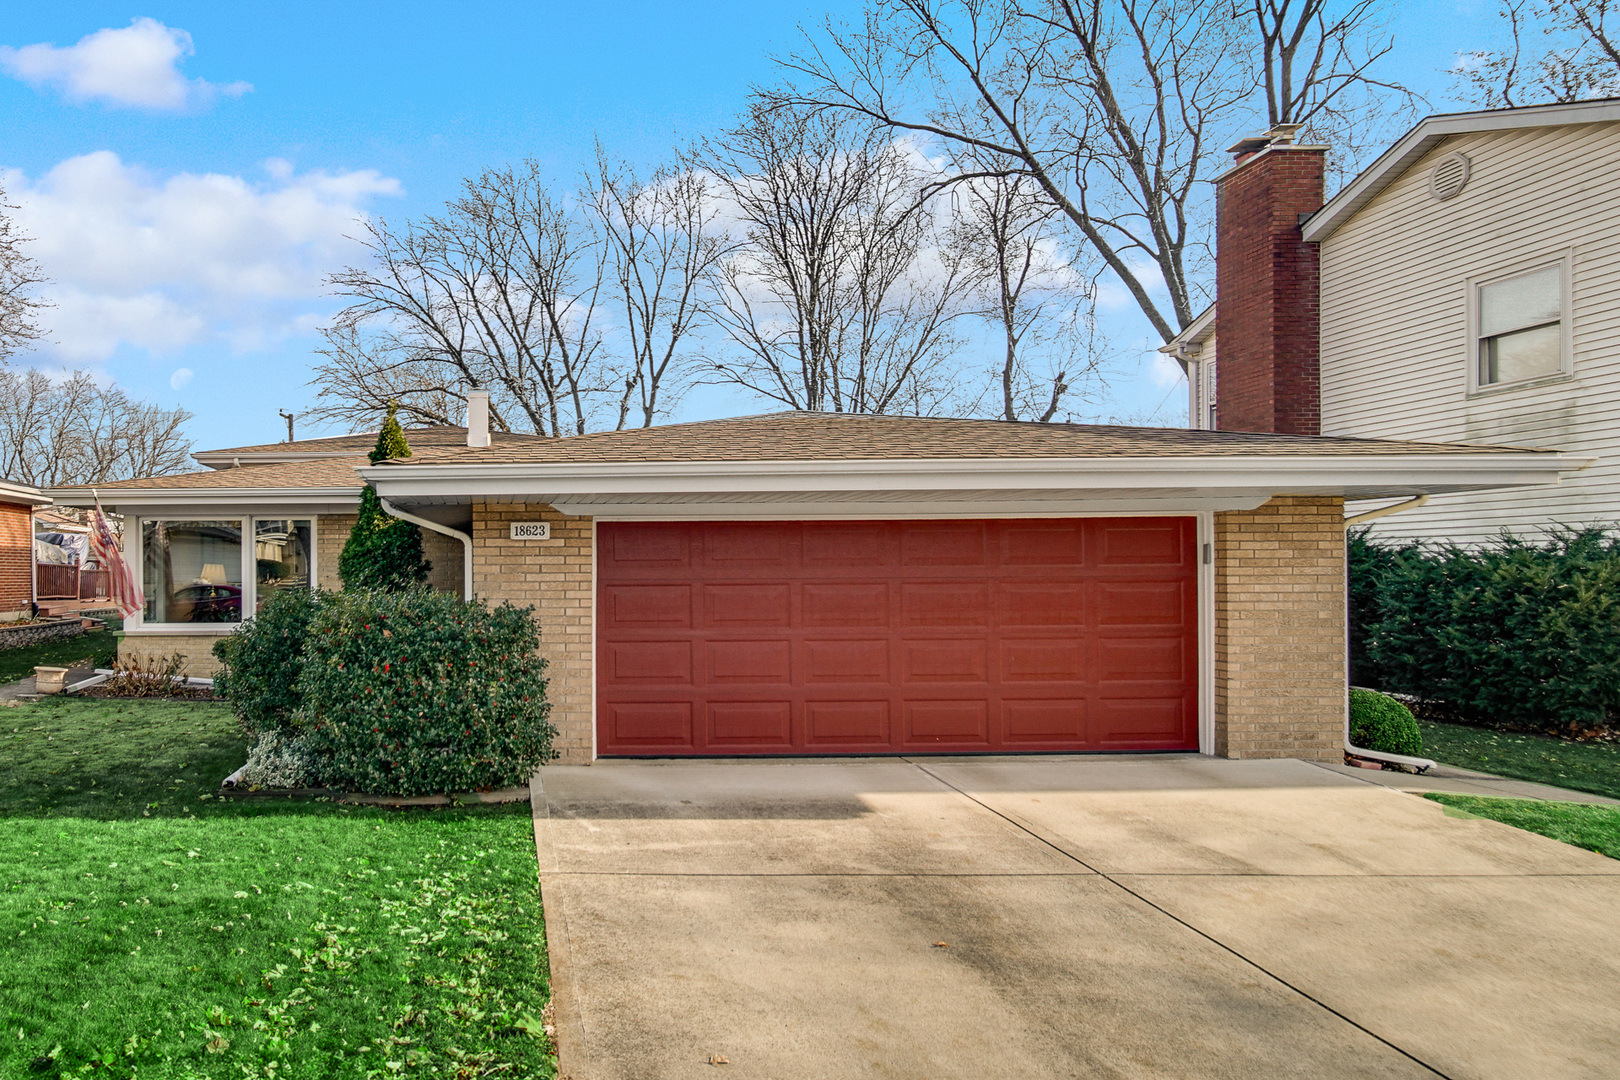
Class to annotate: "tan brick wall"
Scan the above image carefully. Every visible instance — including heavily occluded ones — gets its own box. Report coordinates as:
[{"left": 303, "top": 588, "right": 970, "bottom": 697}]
[
  {"left": 117, "top": 633, "right": 228, "bottom": 678},
  {"left": 421, "top": 528, "right": 464, "bottom": 595},
  {"left": 316, "top": 514, "right": 356, "bottom": 591},
  {"left": 1214, "top": 495, "right": 1346, "bottom": 761},
  {"left": 316, "top": 512, "right": 461, "bottom": 595},
  {"left": 472, "top": 501, "right": 594, "bottom": 764}
]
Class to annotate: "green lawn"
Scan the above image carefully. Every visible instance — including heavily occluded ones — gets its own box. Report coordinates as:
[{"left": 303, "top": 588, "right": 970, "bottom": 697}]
[
  {"left": 0, "top": 624, "right": 120, "bottom": 685},
  {"left": 0, "top": 697, "right": 552, "bottom": 1080},
  {"left": 1417, "top": 719, "right": 1620, "bottom": 801},
  {"left": 1426, "top": 793, "right": 1620, "bottom": 860}
]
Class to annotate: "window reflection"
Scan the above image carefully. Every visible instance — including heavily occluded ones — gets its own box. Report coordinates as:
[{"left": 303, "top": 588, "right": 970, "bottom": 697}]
[
  {"left": 142, "top": 520, "right": 243, "bottom": 624},
  {"left": 254, "top": 519, "right": 313, "bottom": 612}
]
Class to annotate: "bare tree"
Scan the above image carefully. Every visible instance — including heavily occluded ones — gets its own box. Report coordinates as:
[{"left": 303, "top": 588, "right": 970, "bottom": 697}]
[
  {"left": 0, "top": 185, "right": 49, "bottom": 363},
  {"left": 588, "top": 150, "right": 731, "bottom": 429},
  {"left": 777, "top": 0, "right": 1416, "bottom": 342},
  {"left": 946, "top": 166, "right": 1101, "bottom": 421},
  {"left": 0, "top": 369, "right": 193, "bottom": 486},
  {"left": 1456, "top": 0, "right": 1620, "bottom": 107},
  {"left": 700, "top": 105, "right": 971, "bottom": 415},
  {"left": 310, "top": 162, "right": 611, "bottom": 437}
]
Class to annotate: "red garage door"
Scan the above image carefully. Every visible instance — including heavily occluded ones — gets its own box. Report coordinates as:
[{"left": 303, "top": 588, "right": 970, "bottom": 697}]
[{"left": 596, "top": 518, "right": 1198, "bottom": 755}]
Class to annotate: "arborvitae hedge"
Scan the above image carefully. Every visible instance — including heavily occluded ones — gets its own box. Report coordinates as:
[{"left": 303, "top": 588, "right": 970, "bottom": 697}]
[
  {"left": 338, "top": 404, "right": 431, "bottom": 592},
  {"left": 1351, "top": 527, "right": 1620, "bottom": 730}
]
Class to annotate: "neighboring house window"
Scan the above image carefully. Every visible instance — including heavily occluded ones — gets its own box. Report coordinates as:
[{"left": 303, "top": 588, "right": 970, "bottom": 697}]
[
  {"left": 142, "top": 520, "right": 244, "bottom": 624},
  {"left": 1476, "top": 262, "right": 1566, "bottom": 387},
  {"left": 254, "top": 519, "right": 313, "bottom": 613}
]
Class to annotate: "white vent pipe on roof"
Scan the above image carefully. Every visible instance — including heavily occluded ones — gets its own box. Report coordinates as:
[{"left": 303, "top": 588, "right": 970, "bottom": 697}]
[{"left": 466, "top": 388, "right": 491, "bottom": 448}]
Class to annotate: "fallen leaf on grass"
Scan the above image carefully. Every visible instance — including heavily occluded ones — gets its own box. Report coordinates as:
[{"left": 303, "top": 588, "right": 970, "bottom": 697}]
[
  {"left": 708, "top": 1053, "right": 730, "bottom": 1065},
  {"left": 931, "top": 941, "right": 950, "bottom": 948}
]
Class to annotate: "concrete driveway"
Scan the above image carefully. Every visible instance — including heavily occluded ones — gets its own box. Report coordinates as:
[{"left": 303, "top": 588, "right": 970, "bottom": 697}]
[{"left": 532, "top": 756, "right": 1620, "bottom": 1080}]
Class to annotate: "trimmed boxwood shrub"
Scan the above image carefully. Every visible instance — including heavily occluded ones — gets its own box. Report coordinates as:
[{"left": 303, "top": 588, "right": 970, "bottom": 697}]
[
  {"left": 212, "top": 587, "right": 325, "bottom": 737},
  {"left": 296, "top": 588, "right": 555, "bottom": 796},
  {"left": 1353, "top": 527, "right": 1620, "bottom": 730},
  {"left": 1349, "top": 688, "right": 1423, "bottom": 756}
]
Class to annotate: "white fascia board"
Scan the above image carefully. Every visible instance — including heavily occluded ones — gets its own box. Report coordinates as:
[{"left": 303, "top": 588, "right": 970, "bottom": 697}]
[
  {"left": 361, "top": 453, "right": 1582, "bottom": 502},
  {"left": 562, "top": 495, "right": 1275, "bottom": 519},
  {"left": 0, "top": 479, "right": 50, "bottom": 506},
  {"left": 47, "top": 487, "right": 362, "bottom": 514},
  {"left": 1303, "top": 98, "right": 1620, "bottom": 243}
]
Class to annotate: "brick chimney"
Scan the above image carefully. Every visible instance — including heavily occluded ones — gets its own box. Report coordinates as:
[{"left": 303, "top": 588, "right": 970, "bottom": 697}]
[{"left": 1215, "top": 124, "right": 1326, "bottom": 434}]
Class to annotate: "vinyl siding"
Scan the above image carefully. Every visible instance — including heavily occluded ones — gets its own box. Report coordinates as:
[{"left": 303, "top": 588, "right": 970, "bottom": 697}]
[{"left": 1318, "top": 120, "right": 1620, "bottom": 544}]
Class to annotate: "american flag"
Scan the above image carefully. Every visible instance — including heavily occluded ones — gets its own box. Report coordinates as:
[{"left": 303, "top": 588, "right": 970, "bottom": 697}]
[{"left": 89, "top": 495, "right": 143, "bottom": 619}]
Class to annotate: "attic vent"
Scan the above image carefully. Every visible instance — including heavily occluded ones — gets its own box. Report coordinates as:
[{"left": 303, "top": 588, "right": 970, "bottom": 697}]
[{"left": 1429, "top": 152, "right": 1471, "bottom": 201}]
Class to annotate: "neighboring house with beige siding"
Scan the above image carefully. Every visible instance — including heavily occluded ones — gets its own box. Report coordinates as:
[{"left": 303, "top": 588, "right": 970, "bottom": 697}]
[
  {"left": 47, "top": 406, "right": 1576, "bottom": 764},
  {"left": 1170, "top": 99, "right": 1620, "bottom": 545}
]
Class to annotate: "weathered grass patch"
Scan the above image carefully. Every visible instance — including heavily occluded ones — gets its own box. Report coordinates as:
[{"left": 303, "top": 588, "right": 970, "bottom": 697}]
[
  {"left": 0, "top": 698, "right": 551, "bottom": 1079},
  {"left": 1418, "top": 719, "right": 1620, "bottom": 801}
]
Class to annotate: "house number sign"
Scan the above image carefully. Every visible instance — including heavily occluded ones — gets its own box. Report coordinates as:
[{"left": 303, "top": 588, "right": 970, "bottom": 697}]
[{"left": 509, "top": 522, "right": 551, "bottom": 541}]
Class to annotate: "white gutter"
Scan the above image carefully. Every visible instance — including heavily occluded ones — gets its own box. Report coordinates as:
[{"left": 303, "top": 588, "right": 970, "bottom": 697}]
[
  {"left": 1343, "top": 496, "right": 1436, "bottom": 772},
  {"left": 379, "top": 497, "right": 473, "bottom": 601}
]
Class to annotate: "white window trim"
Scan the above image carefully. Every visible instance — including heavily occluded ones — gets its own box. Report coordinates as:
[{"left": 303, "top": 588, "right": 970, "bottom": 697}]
[
  {"left": 126, "top": 515, "right": 318, "bottom": 634},
  {"left": 1466, "top": 251, "right": 1574, "bottom": 397}
]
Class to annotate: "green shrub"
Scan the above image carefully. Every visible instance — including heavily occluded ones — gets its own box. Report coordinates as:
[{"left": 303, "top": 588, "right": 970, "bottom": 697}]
[
  {"left": 296, "top": 588, "right": 554, "bottom": 796},
  {"left": 1349, "top": 688, "right": 1424, "bottom": 756},
  {"left": 212, "top": 587, "right": 324, "bottom": 736},
  {"left": 338, "top": 405, "right": 431, "bottom": 592},
  {"left": 1356, "top": 528, "right": 1620, "bottom": 729}
]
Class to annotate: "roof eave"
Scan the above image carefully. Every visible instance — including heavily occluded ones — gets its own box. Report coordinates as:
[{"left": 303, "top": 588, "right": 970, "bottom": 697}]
[
  {"left": 47, "top": 486, "right": 364, "bottom": 508},
  {"left": 1303, "top": 98, "right": 1620, "bottom": 243},
  {"left": 360, "top": 452, "right": 1584, "bottom": 502}
]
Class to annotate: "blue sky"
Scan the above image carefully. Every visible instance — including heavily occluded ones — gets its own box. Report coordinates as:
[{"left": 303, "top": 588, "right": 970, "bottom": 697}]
[{"left": 0, "top": 2, "right": 1502, "bottom": 452}]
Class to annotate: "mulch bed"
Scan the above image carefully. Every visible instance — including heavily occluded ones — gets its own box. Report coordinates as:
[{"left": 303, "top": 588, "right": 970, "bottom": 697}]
[
  {"left": 219, "top": 784, "right": 530, "bottom": 807},
  {"left": 74, "top": 685, "right": 219, "bottom": 702}
]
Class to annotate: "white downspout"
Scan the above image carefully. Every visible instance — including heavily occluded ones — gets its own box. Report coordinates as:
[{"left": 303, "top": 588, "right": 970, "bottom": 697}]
[
  {"left": 1344, "top": 494, "right": 1436, "bottom": 772},
  {"left": 379, "top": 498, "right": 473, "bottom": 601}
]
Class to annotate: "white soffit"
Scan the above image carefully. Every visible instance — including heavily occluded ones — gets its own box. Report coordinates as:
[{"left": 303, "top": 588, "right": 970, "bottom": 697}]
[{"left": 1303, "top": 98, "right": 1620, "bottom": 243}]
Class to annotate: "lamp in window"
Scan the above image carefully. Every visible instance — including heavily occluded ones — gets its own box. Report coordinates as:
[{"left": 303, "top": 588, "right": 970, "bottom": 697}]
[{"left": 199, "top": 563, "right": 227, "bottom": 585}]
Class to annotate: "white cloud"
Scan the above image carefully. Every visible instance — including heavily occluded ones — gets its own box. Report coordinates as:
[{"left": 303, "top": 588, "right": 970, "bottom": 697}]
[
  {"left": 169, "top": 367, "right": 194, "bottom": 390},
  {"left": 1149, "top": 348, "right": 1186, "bottom": 389},
  {"left": 3, "top": 152, "right": 401, "bottom": 363},
  {"left": 0, "top": 18, "right": 250, "bottom": 111}
]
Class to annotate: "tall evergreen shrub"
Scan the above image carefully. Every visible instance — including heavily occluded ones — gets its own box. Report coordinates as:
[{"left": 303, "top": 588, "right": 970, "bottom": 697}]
[
  {"left": 338, "top": 404, "right": 431, "bottom": 591},
  {"left": 1357, "top": 528, "right": 1620, "bottom": 729}
]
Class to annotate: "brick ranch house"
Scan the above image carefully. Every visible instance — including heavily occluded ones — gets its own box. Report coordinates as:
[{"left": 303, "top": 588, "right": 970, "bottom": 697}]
[
  {"left": 51, "top": 410, "right": 1577, "bottom": 765},
  {"left": 1, "top": 477, "right": 50, "bottom": 622}
]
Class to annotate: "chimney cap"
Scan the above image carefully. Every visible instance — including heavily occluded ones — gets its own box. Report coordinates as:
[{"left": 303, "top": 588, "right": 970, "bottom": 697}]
[{"left": 1226, "top": 122, "right": 1309, "bottom": 157}]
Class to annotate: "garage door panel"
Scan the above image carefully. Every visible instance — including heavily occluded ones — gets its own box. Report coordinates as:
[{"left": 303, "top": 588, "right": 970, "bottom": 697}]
[
  {"left": 607, "top": 702, "right": 693, "bottom": 747},
  {"left": 707, "top": 701, "right": 793, "bottom": 746},
  {"left": 609, "top": 525, "right": 690, "bottom": 568},
  {"left": 1002, "top": 699, "right": 1088, "bottom": 743},
  {"left": 905, "top": 700, "right": 989, "bottom": 744},
  {"left": 902, "top": 582, "right": 989, "bottom": 626},
  {"left": 706, "top": 640, "right": 792, "bottom": 683},
  {"left": 607, "top": 641, "right": 692, "bottom": 685},
  {"left": 805, "top": 701, "right": 890, "bottom": 745},
  {"left": 803, "top": 582, "right": 889, "bottom": 627},
  {"left": 901, "top": 639, "right": 988, "bottom": 682},
  {"left": 1001, "top": 521, "right": 1087, "bottom": 565},
  {"left": 1096, "top": 580, "right": 1188, "bottom": 626},
  {"left": 1097, "top": 638, "right": 1187, "bottom": 681},
  {"left": 803, "top": 524, "right": 890, "bottom": 567},
  {"left": 803, "top": 639, "right": 889, "bottom": 683},
  {"left": 598, "top": 519, "right": 1198, "bottom": 756},
  {"left": 604, "top": 584, "right": 692, "bottom": 628},
  {"left": 1000, "top": 639, "right": 1086, "bottom": 682},
  {"left": 1095, "top": 696, "right": 1193, "bottom": 747},
  {"left": 702, "top": 583, "right": 791, "bottom": 627},
  {"left": 703, "top": 523, "right": 797, "bottom": 567},
  {"left": 998, "top": 582, "right": 1087, "bottom": 626},
  {"left": 900, "top": 522, "right": 987, "bottom": 566},
  {"left": 1098, "top": 521, "right": 1187, "bottom": 565}
]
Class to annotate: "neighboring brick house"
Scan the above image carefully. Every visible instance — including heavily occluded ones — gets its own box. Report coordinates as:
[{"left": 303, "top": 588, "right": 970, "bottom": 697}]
[
  {"left": 0, "top": 478, "right": 50, "bottom": 622},
  {"left": 1166, "top": 99, "right": 1620, "bottom": 544},
  {"left": 51, "top": 407, "right": 1574, "bottom": 765}
]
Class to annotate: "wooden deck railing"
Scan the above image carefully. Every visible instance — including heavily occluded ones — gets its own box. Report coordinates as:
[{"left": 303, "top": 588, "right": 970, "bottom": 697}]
[{"left": 35, "top": 564, "right": 111, "bottom": 600}]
